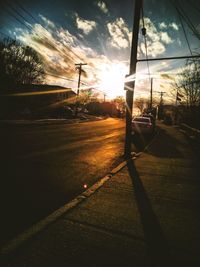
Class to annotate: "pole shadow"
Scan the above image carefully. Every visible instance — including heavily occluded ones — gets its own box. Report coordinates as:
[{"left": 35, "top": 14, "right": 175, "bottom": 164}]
[
  {"left": 127, "top": 159, "right": 173, "bottom": 267},
  {"left": 131, "top": 132, "right": 154, "bottom": 152}
]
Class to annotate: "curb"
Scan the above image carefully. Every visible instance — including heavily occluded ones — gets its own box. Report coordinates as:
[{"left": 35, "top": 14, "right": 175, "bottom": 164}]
[
  {"left": 0, "top": 153, "right": 140, "bottom": 256},
  {"left": 0, "top": 117, "right": 107, "bottom": 126},
  {"left": 0, "top": 129, "right": 158, "bottom": 256}
]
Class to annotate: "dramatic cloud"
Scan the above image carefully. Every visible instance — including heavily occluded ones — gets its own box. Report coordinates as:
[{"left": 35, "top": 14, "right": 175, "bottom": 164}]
[
  {"left": 15, "top": 19, "right": 128, "bottom": 95},
  {"left": 17, "top": 24, "right": 86, "bottom": 82},
  {"left": 39, "top": 14, "right": 55, "bottom": 29},
  {"left": 107, "top": 18, "right": 131, "bottom": 49},
  {"left": 96, "top": 1, "right": 108, "bottom": 14},
  {"left": 140, "top": 40, "right": 165, "bottom": 58},
  {"left": 57, "top": 27, "right": 77, "bottom": 46},
  {"left": 75, "top": 13, "right": 97, "bottom": 34},
  {"left": 139, "top": 17, "right": 174, "bottom": 58},
  {"left": 159, "top": 21, "right": 179, "bottom": 31},
  {"left": 169, "top": 22, "right": 179, "bottom": 31},
  {"left": 13, "top": 14, "right": 179, "bottom": 100},
  {"left": 159, "top": 22, "right": 167, "bottom": 29},
  {"left": 160, "top": 32, "right": 173, "bottom": 44}
]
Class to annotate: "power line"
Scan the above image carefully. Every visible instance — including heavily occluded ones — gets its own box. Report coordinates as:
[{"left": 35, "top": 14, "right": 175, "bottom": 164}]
[
  {"left": 170, "top": 0, "right": 193, "bottom": 56},
  {"left": 1, "top": 0, "right": 97, "bottom": 92},
  {"left": 1, "top": 0, "right": 83, "bottom": 77},
  {"left": 141, "top": 6, "right": 153, "bottom": 110},
  {"left": 137, "top": 54, "right": 200, "bottom": 62},
  {"left": 178, "top": 15, "right": 193, "bottom": 56},
  {"left": 15, "top": 1, "right": 83, "bottom": 61},
  {"left": 188, "top": 0, "right": 200, "bottom": 16},
  {"left": 1, "top": 0, "right": 93, "bottom": 89},
  {"left": 141, "top": 6, "right": 151, "bottom": 83},
  {"left": 2, "top": 2, "right": 60, "bottom": 51},
  {"left": 15, "top": 0, "right": 39, "bottom": 24},
  {"left": 154, "top": 91, "right": 166, "bottom": 105},
  {"left": 0, "top": 2, "right": 32, "bottom": 32},
  {"left": 0, "top": 31, "right": 13, "bottom": 39},
  {"left": 13, "top": 0, "right": 84, "bottom": 62},
  {"left": 0, "top": 12, "right": 78, "bottom": 87},
  {"left": 170, "top": 0, "right": 198, "bottom": 58},
  {"left": 0, "top": 6, "right": 87, "bottom": 88},
  {"left": 9, "top": 4, "right": 33, "bottom": 31},
  {"left": 2, "top": 5, "right": 63, "bottom": 58},
  {"left": 46, "top": 72, "right": 88, "bottom": 85},
  {"left": 173, "top": 0, "right": 200, "bottom": 40},
  {"left": 1, "top": 0, "right": 79, "bottom": 63}
]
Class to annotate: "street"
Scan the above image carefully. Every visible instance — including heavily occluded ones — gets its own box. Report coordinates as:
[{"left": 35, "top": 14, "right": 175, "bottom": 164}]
[
  {"left": 0, "top": 118, "right": 127, "bottom": 245},
  {"left": 1, "top": 121, "right": 200, "bottom": 266}
]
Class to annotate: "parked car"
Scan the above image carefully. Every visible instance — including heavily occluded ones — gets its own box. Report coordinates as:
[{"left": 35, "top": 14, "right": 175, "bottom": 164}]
[
  {"left": 142, "top": 113, "right": 156, "bottom": 130},
  {"left": 132, "top": 116, "right": 154, "bottom": 135}
]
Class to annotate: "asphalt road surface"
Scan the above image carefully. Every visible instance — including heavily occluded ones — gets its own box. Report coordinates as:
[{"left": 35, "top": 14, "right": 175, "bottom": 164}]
[{"left": 0, "top": 118, "right": 129, "bottom": 245}]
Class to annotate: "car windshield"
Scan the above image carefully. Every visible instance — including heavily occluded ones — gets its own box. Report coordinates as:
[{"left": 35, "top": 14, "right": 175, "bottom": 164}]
[{"left": 133, "top": 117, "right": 150, "bottom": 123}]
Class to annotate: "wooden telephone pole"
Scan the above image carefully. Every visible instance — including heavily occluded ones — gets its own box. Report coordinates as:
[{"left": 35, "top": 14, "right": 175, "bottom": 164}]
[
  {"left": 75, "top": 63, "right": 87, "bottom": 117},
  {"left": 150, "top": 77, "right": 153, "bottom": 110},
  {"left": 124, "top": 0, "right": 143, "bottom": 157},
  {"left": 155, "top": 91, "right": 166, "bottom": 120}
]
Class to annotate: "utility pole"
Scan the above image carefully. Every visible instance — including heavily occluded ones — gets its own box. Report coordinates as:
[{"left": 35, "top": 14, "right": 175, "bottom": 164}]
[
  {"left": 155, "top": 90, "right": 166, "bottom": 104},
  {"left": 75, "top": 63, "right": 87, "bottom": 117},
  {"left": 175, "top": 88, "right": 178, "bottom": 124},
  {"left": 175, "top": 88, "right": 178, "bottom": 107},
  {"left": 150, "top": 77, "right": 153, "bottom": 110},
  {"left": 159, "top": 91, "right": 165, "bottom": 105},
  {"left": 155, "top": 91, "right": 165, "bottom": 120},
  {"left": 124, "top": 0, "right": 142, "bottom": 158}
]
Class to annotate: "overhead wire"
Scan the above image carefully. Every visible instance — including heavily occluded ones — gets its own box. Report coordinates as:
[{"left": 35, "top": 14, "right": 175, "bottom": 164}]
[
  {"left": 170, "top": 0, "right": 200, "bottom": 103},
  {"left": 9, "top": 4, "right": 33, "bottom": 31},
  {"left": 170, "top": 0, "right": 193, "bottom": 56},
  {"left": 141, "top": 6, "right": 151, "bottom": 84},
  {"left": 1, "top": 0, "right": 89, "bottom": 87},
  {"left": 187, "top": 0, "right": 200, "bottom": 16},
  {"left": 15, "top": 0, "right": 39, "bottom": 24},
  {"left": 1, "top": 0, "right": 105, "bottom": 92},
  {"left": 174, "top": 0, "right": 200, "bottom": 40},
  {"left": 15, "top": 0, "right": 89, "bottom": 84},
  {"left": 1, "top": 1, "right": 63, "bottom": 52},
  {"left": 13, "top": 0, "right": 84, "bottom": 62},
  {"left": 0, "top": 31, "right": 13, "bottom": 39},
  {"left": 1, "top": 0, "right": 83, "bottom": 63},
  {"left": 0, "top": 2, "right": 33, "bottom": 32},
  {"left": 46, "top": 72, "right": 88, "bottom": 85}
]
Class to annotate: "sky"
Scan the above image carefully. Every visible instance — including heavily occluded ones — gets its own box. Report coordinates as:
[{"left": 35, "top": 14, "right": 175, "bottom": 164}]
[{"left": 0, "top": 0, "right": 200, "bottom": 101}]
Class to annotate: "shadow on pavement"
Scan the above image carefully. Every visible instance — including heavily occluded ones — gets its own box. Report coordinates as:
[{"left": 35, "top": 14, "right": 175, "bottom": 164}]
[
  {"left": 131, "top": 133, "right": 152, "bottom": 152},
  {"left": 145, "top": 128, "right": 183, "bottom": 158},
  {"left": 127, "top": 159, "right": 172, "bottom": 267}
]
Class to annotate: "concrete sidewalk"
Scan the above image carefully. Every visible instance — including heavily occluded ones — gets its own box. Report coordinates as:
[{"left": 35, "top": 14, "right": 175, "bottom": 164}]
[{"left": 1, "top": 123, "right": 200, "bottom": 267}]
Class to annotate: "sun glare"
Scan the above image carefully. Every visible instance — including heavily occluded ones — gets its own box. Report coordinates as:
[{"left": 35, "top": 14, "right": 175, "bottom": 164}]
[{"left": 98, "top": 63, "right": 128, "bottom": 99}]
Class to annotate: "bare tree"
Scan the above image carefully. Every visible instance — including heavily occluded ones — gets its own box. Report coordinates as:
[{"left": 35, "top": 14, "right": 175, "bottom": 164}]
[
  {"left": 0, "top": 38, "right": 45, "bottom": 88},
  {"left": 134, "top": 97, "right": 148, "bottom": 114},
  {"left": 113, "top": 96, "right": 125, "bottom": 110},
  {"left": 174, "top": 58, "right": 200, "bottom": 106}
]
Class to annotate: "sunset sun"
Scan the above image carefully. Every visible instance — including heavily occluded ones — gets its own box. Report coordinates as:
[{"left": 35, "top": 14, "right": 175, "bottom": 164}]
[{"left": 98, "top": 63, "right": 128, "bottom": 99}]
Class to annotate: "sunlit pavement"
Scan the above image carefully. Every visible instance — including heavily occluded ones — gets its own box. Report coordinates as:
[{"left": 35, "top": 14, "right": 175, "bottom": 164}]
[
  {"left": 0, "top": 114, "right": 105, "bottom": 125},
  {"left": 1, "top": 121, "right": 200, "bottom": 266},
  {"left": 0, "top": 118, "right": 126, "bottom": 245}
]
